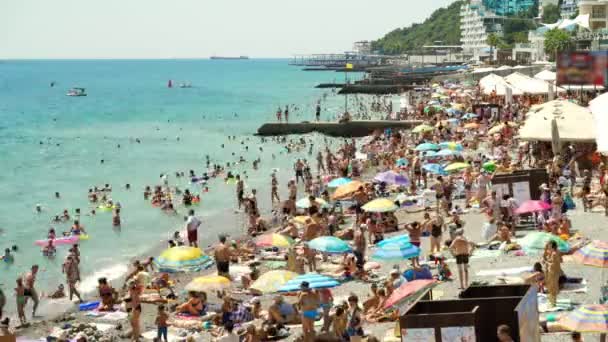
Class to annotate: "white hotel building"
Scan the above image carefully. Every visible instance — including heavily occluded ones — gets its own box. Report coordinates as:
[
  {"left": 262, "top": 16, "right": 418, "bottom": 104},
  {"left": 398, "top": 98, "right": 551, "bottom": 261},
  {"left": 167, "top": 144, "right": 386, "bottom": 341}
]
[{"left": 461, "top": 0, "right": 504, "bottom": 60}]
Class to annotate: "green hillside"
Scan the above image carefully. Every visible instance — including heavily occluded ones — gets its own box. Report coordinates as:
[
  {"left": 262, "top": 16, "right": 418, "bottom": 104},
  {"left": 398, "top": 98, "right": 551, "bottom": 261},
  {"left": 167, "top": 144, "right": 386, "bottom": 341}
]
[{"left": 371, "top": 1, "right": 464, "bottom": 55}]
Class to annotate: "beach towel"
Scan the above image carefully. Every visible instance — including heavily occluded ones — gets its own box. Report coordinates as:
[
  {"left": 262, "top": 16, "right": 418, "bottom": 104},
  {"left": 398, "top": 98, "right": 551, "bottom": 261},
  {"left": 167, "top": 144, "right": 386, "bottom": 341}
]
[
  {"left": 445, "top": 249, "right": 500, "bottom": 263},
  {"left": 476, "top": 266, "right": 532, "bottom": 277},
  {"left": 96, "top": 311, "right": 128, "bottom": 321}
]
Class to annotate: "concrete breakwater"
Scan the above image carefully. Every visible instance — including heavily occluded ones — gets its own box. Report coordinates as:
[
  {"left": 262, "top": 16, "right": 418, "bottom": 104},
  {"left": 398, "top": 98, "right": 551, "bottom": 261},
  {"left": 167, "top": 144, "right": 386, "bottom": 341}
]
[{"left": 256, "top": 120, "right": 423, "bottom": 137}]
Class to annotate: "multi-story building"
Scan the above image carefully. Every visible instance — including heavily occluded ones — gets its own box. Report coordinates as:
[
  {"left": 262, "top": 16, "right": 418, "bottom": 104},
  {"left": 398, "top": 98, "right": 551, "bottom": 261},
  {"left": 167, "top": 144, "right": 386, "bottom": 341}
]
[
  {"left": 482, "top": 0, "right": 537, "bottom": 15},
  {"left": 461, "top": 0, "right": 504, "bottom": 60},
  {"left": 561, "top": 0, "right": 580, "bottom": 18},
  {"left": 578, "top": 0, "right": 608, "bottom": 30}
]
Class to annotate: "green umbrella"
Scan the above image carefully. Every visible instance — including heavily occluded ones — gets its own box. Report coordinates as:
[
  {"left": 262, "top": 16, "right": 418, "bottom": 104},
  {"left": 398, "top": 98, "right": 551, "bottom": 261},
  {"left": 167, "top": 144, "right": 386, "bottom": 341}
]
[
  {"left": 483, "top": 161, "right": 497, "bottom": 172},
  {"left": 519, "top": 232, "right": 570, "bottom": 254}
]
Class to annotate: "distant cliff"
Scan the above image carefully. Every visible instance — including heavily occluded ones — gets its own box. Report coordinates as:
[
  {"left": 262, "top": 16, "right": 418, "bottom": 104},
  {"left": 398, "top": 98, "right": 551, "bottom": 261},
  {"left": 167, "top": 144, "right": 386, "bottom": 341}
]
[{"left": 371, "top": 1, "right": 463, "bottom": 55}]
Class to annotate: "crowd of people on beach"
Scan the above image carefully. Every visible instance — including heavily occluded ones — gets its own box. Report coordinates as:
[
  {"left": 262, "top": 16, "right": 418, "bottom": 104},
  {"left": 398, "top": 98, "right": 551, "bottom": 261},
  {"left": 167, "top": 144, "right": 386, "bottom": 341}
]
[{"left": 3, "top": 76, "right": 608, "bottom": 342}]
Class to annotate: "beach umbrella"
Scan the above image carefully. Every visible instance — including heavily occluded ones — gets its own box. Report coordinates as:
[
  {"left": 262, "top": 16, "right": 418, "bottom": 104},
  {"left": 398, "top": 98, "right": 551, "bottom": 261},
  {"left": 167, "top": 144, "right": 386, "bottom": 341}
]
[
  {"left": 383, "top": 280, "right": 436, "bottom": 309},
  {"left": 291, "top": 215, "right": 311, "bottom": 225},
  {"left": 519, "top": 232, "right": 570, "bottom": 253},
  {"left": 422, "top": 163, "right": 447, "bottom": 175},
  {"left": 362, "top": 198, "right": 399, "bottom": 213},
  {"left": 372, "top": 242, "right": 420, "bottom": 262},
  {"left": 332, "top": 180, "right": 364, "bottom": 200},
  {"left": 462, "top": 113, "right": 478, "bottom": 119},
  {"left": 296, "top": 197, "right": 330, "bottom": 209},
  {"left": 250, "top": 270, "right": 298, "bottom": 294},
  {"left": 464, "top": 122, "right": 480, "bottom": 129},
  {"left": 438, "top": 141, "right": 463, "bottom": 151},
  {"left": 327, "top": 177, "right": 352, "bottom": 188},
  {"left": 308, "top": 236, "right": 352, "bottom": 254},
  {"left": 155, "top": 246, "right": 213, "bottom": 273},
  {"left": 374, "top": 171, "right": 409, "bottom": 186},
  {"left": 560, "top": 304, "right": 608, "bottom": 332},
  {"left": 376, "top": 234, "right": 410, "bottom": 248},
  {"left": 482, "top": 161, "right": 497, "bottom": 172},
  {"left": 185, "top": 275, "right": 231, "bottom": 292},
  {"left": 415, "top": 143, "right": 440, "bottom": 151},
  {"left": 395, "top": 158, "right": 408, "bottom": 167},
  {"left": 412, "top": 124, "right": 434, "bottom": 133},
  {"left": 573, "top": 241, "right": 608, "bottom": 268},
  {"left": 435, "top": 149, "right": 459, "bottom": 158},
  {"left": 444, "top": 162, "right": 471, "bottom": 172},
  {"left": 421, "top": 151, "right": 438, "bottom": 159},
  {"left": 514, "top": 200, "right": 551, "bottom": 214},
  {"left": 255, "top": 233, "right": 295, "bottom": 248},
  {"left": 278, "top": 273, "right": 340, "bottom": 292}
]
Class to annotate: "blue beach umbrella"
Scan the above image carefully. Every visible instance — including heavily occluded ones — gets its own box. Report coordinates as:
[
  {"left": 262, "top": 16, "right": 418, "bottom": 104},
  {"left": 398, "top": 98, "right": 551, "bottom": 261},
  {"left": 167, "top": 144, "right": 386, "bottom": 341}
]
[
  {"left": 278, "top": 273, "right": 340, "bottom": 292},
  {"left": 415, "top": 143, "right": 440, "bottom": 152},
  {"left": 372, "top": 243, "right": 421, "bottom": 261},
  {"left": 327, "top": 177, "right": 352, "bottom": 188},
  {"left": 435, "top": 149, "right": 459, "bottom": 158},
  {"left": 376, "top": 234, "right": 411, "bottom": 248},
  {"left": 396, "top": 158, "right": 409, "bottom": 167},
  {"left": 308, "top": 236, "right": 352, "bottom": 254},
  {"left": 422, "top": 163, "right": 447, "bottom": 175},
  {"left": 421, "top": 151, "right": 438, "bottom": 159},
  {"left": 462, "top": 113, "right": 478, "bottom": 120}
]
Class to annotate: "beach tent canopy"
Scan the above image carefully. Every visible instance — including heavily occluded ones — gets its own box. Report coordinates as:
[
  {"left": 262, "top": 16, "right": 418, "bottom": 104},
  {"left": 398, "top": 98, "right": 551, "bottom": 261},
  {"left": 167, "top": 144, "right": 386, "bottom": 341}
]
[
  {"left": 479, "top": 73, "right": 524, "bottom": 96},
  {"left": 472, "top": 67, "right": 496, "bottom": 74},
  {"left": 519, "top": 99, "right": 596, "bottom": 142},
  {"left": 589, "top": 93, "right": 608, "bottom": 153},
  {"left": 504, "top": 72, "right": 564, "bottom": 94},
  {"left": 534, "top": 70, "right": 556, "bottom": 82}
]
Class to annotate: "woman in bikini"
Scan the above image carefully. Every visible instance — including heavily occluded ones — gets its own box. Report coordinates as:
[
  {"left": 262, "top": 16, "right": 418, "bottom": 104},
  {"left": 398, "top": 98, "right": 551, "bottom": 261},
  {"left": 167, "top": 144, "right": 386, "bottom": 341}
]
[
  {"left": 298, "top": 282, "right": 320, "bottom": 342},
  {"left": 176, "top": 291, "right": 205, "bottom": 316}
]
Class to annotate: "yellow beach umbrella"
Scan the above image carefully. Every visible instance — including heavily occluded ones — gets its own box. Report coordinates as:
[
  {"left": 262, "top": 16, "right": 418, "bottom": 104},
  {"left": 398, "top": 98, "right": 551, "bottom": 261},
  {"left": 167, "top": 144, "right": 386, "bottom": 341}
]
[
  {"left": 250, "top": 270, "right": 298, "bottom": 294},
  {"left": 292, "top": 215, "right": 311, "bottom": 225},
  {"left": 412, "top": 124, "right": 434, "bottom": 134},
  {"left": 155, "top": 246, "right": 213, "bottom": 272},
  {"left": 444, "top": 162, "right": 471, "bottom": 172},
  {"left": 332, "top": 180, "right": 365, "bottom": 200},
  {"left": 185, "top": 275, "right": 231, "bottom": 292},
  {"left": 362, "top": 198, "right": 399, "bottom": 213}
]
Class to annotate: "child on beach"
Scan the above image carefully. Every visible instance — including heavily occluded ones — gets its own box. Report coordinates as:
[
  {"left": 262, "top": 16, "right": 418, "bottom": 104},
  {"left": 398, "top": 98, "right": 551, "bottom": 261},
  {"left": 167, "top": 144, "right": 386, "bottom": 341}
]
[
  {"left": 15, "top": 278, "right": 26, "bottom": 325},
  {"left": 155, "top": 305, "right": 169, "bottom": 342}
]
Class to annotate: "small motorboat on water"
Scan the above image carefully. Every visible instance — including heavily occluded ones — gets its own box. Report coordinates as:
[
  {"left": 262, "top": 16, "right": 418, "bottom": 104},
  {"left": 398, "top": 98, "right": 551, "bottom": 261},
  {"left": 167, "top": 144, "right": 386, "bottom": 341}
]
[{"left": 66, "top": 87, "right": 87, "bottom": 96}]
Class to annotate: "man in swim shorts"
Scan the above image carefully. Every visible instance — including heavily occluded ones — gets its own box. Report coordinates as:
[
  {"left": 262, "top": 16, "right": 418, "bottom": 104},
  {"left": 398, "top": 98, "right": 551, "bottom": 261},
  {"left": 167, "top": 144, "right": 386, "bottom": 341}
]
[
  {"left": 23, "top": 265, "right": 39, "bottom": 317},
  {"left": 214, "top": 235, "right": 231, "bottom": 278},
  {"left": 449, "top": 230, "right": 473, "bottom": 289}
]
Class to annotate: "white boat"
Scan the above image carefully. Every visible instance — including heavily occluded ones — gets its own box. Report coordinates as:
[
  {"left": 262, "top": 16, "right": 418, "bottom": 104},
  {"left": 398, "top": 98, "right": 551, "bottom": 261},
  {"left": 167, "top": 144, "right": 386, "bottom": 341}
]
[{"left": 66, "top": 88, "right": 87, "bottom": 96}]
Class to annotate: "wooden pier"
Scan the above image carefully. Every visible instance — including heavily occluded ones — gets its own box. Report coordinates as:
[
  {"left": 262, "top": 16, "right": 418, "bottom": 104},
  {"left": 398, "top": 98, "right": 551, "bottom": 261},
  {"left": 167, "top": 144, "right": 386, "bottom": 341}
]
[{"left": 256, "top": 120, "right": 423, "bottom": 137}]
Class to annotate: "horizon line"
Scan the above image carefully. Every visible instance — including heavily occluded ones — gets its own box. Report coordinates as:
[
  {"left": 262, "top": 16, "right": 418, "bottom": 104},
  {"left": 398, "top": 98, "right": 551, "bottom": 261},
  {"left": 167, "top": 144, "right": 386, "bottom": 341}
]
[{"left": 0, "top": 57, "right": 294, "bottom": 61}]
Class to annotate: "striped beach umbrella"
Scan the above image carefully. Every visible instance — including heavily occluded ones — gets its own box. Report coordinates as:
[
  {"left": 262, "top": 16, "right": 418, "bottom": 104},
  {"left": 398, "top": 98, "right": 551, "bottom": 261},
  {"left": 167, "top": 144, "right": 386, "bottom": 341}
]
[
  {"left": 362, "top": 198, "right": 399, "bottom": 213},
  {"left": 573, "top": 241, "right": 608, "bottom": 268},
  {"left": 185, "top": 275, "right": 231, "bottom": 292},
  {"left": 155, "top": 246, "right": 213, "bottom": 273},
  {"left": 372, "top": 242, "right": 420, "bottom": 262},
  {"left": 560, "top": 304, "right": 608, "bottom": 332},
  {"left": 444, "top": 162, "right": 471, "bottom": 172},
  {"left": 384, "top": 280, "right": 436, "bottom": 309},
  {"left": 327, "top": 177, "right": 352, "bottom": 188},
  {"left": 250, "top": 270, "right": 298, "bottom": 294},
  {"left": 308, "top": 236, "right": 352, "bottom": 254},
  {"left": 255, "top": 233, "right": 295, "bottom": 248},
  {"left": 278, "top": 273, "right": 340, "bottom": 292}
]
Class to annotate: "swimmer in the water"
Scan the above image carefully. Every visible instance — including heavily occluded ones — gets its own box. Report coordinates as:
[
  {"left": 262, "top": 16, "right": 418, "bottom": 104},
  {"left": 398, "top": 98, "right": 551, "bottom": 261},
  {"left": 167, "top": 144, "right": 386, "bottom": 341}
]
[
  {"left": 2, "top": 248, "right": 14, "bottom": 263},
  {"left": 36, "top": 204, "right": 42, "bottom": 213},
  {"left": 55, "top": 192, "right": 60, "bottom": 199},
  {"left": 52, "top": 215, "right": 61, "bottom": 223},
  {"left": 126, "top": 183, "right": 131, "bottom": 190}
]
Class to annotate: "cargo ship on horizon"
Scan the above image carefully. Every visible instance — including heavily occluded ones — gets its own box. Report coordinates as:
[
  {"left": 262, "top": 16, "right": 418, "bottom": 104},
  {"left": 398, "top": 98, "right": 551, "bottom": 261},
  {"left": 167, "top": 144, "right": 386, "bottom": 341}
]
[{"left": 209, "top": 56, "right": 249, "bottom": 60}]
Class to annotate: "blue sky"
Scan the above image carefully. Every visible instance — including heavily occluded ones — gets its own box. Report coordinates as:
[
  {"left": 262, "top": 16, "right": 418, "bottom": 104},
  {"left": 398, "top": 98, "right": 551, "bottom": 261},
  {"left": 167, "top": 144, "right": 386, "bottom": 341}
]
[{"left": 1, "top": 0, "right": 455, "bottom": 59}]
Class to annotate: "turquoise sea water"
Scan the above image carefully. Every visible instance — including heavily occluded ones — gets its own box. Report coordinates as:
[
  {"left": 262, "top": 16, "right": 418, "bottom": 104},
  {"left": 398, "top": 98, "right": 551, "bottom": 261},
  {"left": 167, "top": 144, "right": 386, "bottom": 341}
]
[{"left": 0, "top": 59, "right": 355, "bottom": 315}]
